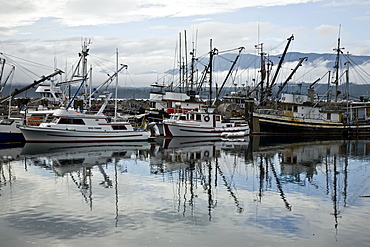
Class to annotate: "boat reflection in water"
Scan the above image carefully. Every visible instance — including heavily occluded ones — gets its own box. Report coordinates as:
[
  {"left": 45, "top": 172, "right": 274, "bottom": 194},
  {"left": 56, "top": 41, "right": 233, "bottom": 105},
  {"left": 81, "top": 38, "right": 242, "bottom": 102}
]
[
  {"left": 252, "top": 136, "right": 370, "bottom": 232},
  {"left": 2, "top": 137, "right": 370, "bottom": 246},
  {"left": 151, "top": 137, "right": 250, "bottom": 173},
  {"left": 150, "top": 137, "right": 251, "bottom": 217},
  {"left": 0, "top": 142, "right": 24, "bottom": 189},
  {"left": 152, "top": 136, "right": 370, "bottom": 236},
  {"left": 20, "top": 142, "right": 152, "bottom": 209}
]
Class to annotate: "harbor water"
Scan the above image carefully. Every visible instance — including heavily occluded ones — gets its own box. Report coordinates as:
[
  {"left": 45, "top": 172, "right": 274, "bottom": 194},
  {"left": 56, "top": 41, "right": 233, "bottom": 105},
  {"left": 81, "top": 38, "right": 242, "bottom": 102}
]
[{"left": 1, "top": 136, "right": 370, "bottom": 247}]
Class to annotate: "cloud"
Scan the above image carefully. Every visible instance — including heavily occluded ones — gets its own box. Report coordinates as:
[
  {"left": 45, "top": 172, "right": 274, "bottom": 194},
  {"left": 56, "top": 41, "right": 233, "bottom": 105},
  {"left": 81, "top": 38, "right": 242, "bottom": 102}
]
[
  {"left": 0, "top": 0, "right": 322, "bottom": 30},
  {"left": 327, "top": 0, "right": 370, "bottom": 7}
]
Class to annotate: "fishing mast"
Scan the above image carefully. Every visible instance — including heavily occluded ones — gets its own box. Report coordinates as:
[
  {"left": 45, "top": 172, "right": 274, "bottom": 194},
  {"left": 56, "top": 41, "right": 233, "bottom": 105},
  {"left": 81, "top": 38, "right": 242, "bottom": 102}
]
[{"left": 333, "top": 27, "right": 344, "bottom": 102}]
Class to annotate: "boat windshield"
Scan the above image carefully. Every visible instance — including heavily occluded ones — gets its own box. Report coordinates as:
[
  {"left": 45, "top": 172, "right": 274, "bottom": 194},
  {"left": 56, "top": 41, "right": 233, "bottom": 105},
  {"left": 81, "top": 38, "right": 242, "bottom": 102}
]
[
  {"left": 0, "top": 119, "right": 14, "bottom": 125},
  {"left": 170, "top": 114, "right": 186, "bottom": 120},
  {"left": 52, "top": 117, "right": 59, "bottom": 124}
]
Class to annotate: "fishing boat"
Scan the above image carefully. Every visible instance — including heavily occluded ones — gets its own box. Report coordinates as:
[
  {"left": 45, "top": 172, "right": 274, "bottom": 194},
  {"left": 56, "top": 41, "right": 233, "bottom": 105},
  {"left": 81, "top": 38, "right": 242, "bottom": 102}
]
[
  {"left": 162, "top": 110, "right": 250, "bottom": 137},
  {"left": 0, "top": 117, "right": 24, "bottom": 142},
  {"left": 18, "top": 108, "right": 151, "bottom": 142},
  {"left": 251, "top": 33, "right": 370, "bottom": 136},
  {"left": 253, "top": 91, "right": 370, "bottom": 136},
  {"left": 0, "top": 69, "right": 64, "bottom": 142},
  {"left": 17, "top": 93, "right": 151, "bottom": 142}
]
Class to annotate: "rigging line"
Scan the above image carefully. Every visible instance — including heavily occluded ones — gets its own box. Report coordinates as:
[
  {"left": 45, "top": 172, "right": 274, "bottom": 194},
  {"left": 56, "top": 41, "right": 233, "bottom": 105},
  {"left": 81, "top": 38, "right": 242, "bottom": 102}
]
[
  {"left": 293, "top": 53, "right": 336, "bottom": 82},
  {"left": 0, "top": 55, "right": 40, "bottom": 79},
  {"left": 267, "top": 40, "right": 287, "bottom": 54},
  {"left": 350, "top": 66, "right": 370, "bottom": 86},
  {"left": 345, "top": 55, "right": 370, "bottom": 79},
  {"left": 0, "top": 52, "right": 53, "bottom": 70},
  {"left": 89, "top": 56, "right": 114, "bottom": 74},
  {"left": 230, "top": 56, "right": 243, "bottom": 84},
  {"left": 217, "top": 54, "right": 235, "bottom": 63},
  {"left": 217, "top": 47, "right": 243, "bottom": 54},
  {"left": 233, "top": 55, "right": 260, "bottom": 82}
]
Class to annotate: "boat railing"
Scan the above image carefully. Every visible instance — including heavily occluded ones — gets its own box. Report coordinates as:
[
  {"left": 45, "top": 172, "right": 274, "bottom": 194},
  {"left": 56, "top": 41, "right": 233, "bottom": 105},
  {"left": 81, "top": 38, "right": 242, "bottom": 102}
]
[{"left": 301, "top": 113, "right": 335, "bottom": 122}]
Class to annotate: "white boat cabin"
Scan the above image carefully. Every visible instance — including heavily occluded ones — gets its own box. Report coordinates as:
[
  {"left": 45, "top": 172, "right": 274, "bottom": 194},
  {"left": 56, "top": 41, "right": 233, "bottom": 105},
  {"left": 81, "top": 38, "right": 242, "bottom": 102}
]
[
  {"left": 35, "top": 83, "right": 64, "bottom": 105},
  {"left": 169, "top": 111, "right": 237, "bottom": 128},
  {"left": 41, "top": 109, "right": 134, "bottom": 131}
]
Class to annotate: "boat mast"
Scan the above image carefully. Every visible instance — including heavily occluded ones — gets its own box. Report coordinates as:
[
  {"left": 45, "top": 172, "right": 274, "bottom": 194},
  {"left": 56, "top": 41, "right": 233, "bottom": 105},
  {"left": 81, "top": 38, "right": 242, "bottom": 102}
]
[
  {"left": 255, "top": 43, "right": 266, "bottom": 104},
  {"left": 345, "top": 53, "right": 350, "bottom": 100},
  {"left": 0, "top": 58, "right": 5, "bottom": 91},
  {"left": 184, "top": 30, "right": 189, "bottom": 91},
  {"left": 190, "top": 29, "right": 198, "bottom": 92},
  {"left": 179, "top": 32, "right": 182, "bottom": 92},
  {"left": 333, "top": 26, "right": 344, "bottom": 102},
  {"left": 209, "top": 39, "right": 214, "bottom": 105},
  {"left": 190, "top": 42, "right": 196, "bottom": 92},
  {"left": 115, "top": 48, "right": 119, "bottom": 121},
  {"left": 0, "top": 59, "right": 15, "bottom": 98},
  {"left": 88, "top": 65, "right": 92, "bottom": 108}
]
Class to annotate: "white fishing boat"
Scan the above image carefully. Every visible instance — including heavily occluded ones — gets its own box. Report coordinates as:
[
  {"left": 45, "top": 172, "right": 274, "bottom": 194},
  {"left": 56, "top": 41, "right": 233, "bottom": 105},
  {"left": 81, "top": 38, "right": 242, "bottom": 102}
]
[
  {"left": 18, "top": 108, "right": 151, "bottom": 142},
  {"left": 17, "top": 93, "right": 151, "bottom": 142},
  {"left": 162, "top": 111, "right": 250, "bottom": 137}
]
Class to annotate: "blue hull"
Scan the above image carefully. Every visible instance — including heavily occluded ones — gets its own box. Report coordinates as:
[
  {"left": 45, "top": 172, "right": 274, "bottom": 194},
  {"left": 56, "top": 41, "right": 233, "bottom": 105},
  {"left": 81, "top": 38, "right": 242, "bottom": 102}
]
[{"left": 0, "top": 133, "right": 25, "bottom": 142}]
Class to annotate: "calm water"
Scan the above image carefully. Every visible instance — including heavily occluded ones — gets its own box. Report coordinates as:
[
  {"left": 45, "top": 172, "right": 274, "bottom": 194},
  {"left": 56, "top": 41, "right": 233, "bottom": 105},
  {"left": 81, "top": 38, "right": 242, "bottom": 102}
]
[{"left": 1, "top": 137, "right": 370, "bottom": 247}]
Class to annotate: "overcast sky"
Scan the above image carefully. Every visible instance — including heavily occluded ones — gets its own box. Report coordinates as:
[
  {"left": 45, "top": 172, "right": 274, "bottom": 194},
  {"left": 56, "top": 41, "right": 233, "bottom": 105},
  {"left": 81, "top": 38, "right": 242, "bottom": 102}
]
[{"left": 1, "top": 0, "right": 370, "bottom": 89}]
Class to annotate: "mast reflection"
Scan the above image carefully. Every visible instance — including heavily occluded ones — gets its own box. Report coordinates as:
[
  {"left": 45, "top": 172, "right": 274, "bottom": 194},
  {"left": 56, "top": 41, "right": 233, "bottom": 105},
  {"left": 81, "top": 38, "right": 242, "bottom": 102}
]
[
  {"left": 9, "top": 136, "right": 370, "bottom": 233},
  {"left": 252, "top": 136, "right": 370, "bottom": 231},
  {"left": 151, "top": 137, "right": 251, "bottom": 220},
  {"left": 20, "top": 142, "right": 152, "bottom": 212},
  {"left": 0, "top": 143, "right": 23, "bottom": 191}
]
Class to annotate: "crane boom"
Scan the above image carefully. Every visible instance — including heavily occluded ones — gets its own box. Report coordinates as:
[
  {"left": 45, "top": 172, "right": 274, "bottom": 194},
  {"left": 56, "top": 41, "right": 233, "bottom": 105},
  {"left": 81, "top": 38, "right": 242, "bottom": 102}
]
[
  {"left": 87, "top": 64, "right": 127, "bottom": 99},
  {"left": 216, "top": 47, "right": 244, "bottom": 101},
  {"left": 274, "top": 57, "right": 307, "bottom": 98},
  {"left": 269, "top": 34, "right": 294, "bottom": 89},
  {"left": 0, "top": 69, "right": 64, "bottom": 103}
]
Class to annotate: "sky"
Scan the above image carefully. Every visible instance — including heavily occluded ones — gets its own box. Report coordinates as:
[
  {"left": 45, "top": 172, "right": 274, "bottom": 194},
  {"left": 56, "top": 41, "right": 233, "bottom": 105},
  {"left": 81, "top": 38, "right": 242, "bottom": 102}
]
[{"left": 0, "top": 0, "right": 370, "bottom": 90}]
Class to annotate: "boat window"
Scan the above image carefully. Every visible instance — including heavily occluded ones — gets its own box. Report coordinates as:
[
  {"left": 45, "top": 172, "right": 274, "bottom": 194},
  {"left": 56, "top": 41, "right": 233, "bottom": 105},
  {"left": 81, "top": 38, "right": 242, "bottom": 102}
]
[
  {"left": 327, "top": 113, "right": 331, "bottom": 120},
  {"left": 189, "top": 114, "right": 194, "bottom": 120},
  {"left": 180, "top": 116, "right": 186, "bottom": 120},
  {"left": 196, "top": 114, "right": 201, "bottom": 121},
  {"left": 58, "top": 118, "right": 85, "bottom": 125},
  {"left": 0, "top": 119, "right": 14, "bottom": 125},
  {"left": 112, "top": 125, "right": 127, "bottom": 130},
  {"left": 58, "top": 118, "right": 69, "bottom": 124},
  {"left": 72, "top": 119, "right": 85, "bottom": 125},
  {"left": 294, "top": 106, "right": 298, "bottom": 112}
]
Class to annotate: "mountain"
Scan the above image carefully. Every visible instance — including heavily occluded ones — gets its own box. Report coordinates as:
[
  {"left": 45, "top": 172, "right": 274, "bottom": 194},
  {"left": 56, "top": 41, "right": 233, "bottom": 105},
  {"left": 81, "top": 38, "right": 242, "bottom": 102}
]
[
  {"left": 2, "top": 52, "right": 370, "bottom": 100},
  {"left": 193, "top": 51, "right": 370, "bottom": 72}
]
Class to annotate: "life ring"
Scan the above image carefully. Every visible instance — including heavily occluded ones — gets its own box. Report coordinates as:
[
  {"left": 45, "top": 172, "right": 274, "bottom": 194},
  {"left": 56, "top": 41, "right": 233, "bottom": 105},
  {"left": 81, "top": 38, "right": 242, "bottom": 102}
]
[
  {"left": 204, "top": 115, "right": 210, "bottom": 122},
  {"left": 204, "top": 151, "right": 209, "bottom": 157}
]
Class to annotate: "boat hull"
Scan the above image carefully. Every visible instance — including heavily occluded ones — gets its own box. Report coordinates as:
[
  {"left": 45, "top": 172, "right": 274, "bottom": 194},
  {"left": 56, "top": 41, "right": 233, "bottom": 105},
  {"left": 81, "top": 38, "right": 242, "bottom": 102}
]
[
  {"left": 0, "top": 132, "right": 25, "bottom": 142},
  {"left": 0, "top": 118, "right": 25, "bottom": 142},
  {"left": 253, "top": 114, "right": 370, "bottom": 136},
  {"left": 18, "top": 125, "right": 151, "bottom": 142},
  {"left": 163, "top": 122, "right": 250, "bottom": 137}
]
